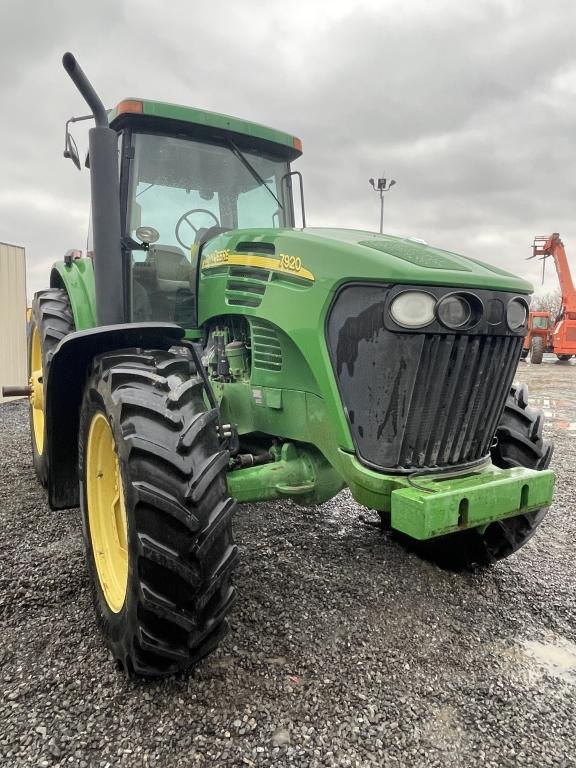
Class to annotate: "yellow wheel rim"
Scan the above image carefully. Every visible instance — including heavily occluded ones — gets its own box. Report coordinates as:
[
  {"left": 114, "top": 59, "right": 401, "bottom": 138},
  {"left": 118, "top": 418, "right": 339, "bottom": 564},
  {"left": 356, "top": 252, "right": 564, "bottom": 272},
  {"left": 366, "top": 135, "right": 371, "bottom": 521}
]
[
  {"left": 30, "top": 326, "right": 45, "bottom": 455},
  {"left": 86, "top": 412, "right": 129, "bottom": 613}
]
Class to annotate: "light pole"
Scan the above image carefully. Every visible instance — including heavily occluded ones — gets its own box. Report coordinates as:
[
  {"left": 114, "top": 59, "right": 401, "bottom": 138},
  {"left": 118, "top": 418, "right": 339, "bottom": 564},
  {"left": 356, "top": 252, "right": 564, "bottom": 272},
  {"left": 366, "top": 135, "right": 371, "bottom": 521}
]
[{"left": 369, "top": 174, "right": 396, "bottom": 234}]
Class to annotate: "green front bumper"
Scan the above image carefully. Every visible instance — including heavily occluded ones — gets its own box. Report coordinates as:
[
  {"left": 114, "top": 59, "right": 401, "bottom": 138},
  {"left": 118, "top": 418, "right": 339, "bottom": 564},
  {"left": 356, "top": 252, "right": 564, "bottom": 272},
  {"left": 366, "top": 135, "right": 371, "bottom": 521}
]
[
  {"left": 390, "top": 465, "right": 555, "bottom": 540},
  {"left": 336, "top": 451, "right": 555, "bottom": 540}
]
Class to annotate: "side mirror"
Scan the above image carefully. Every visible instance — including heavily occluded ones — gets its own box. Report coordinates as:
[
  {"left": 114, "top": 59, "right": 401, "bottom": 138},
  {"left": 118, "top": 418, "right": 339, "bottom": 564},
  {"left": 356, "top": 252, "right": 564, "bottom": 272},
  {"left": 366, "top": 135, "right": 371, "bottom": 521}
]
[
  {"left": 136, "top": 226, "right": 160, "bottom": 245},
  {"left": 64, "top": 131, "right": 81, "bottom": 170},
  {"left": 63, "top": 114, "right": 94, "bottom": 171}
]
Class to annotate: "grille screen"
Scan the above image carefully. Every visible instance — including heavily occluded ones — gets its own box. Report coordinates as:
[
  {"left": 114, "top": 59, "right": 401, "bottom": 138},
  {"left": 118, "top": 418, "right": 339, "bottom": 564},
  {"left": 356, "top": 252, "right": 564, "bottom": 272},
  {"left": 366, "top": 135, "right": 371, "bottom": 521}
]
[
  {"left": 391, "top": 333, "right": 520, "bottom": 468},
  {"left": 225, "top": 268, "right": 269, "bottom": 308},
  {"left": 251, "top": 321, "right": 282, "bottom": 372}
]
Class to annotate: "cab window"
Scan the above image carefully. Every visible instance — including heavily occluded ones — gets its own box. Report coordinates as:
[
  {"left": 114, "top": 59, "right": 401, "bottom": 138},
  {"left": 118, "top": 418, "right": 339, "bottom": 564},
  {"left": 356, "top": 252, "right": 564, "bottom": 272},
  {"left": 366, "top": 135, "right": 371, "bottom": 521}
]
[{"left": 126, "top": 132, "right": 292, "bottom": 327}]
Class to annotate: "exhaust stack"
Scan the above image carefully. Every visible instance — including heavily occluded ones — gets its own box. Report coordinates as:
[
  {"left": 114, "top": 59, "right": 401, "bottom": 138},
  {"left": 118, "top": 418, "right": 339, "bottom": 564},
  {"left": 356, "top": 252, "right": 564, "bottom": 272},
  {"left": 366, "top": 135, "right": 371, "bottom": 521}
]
[{"left": 62, "top": 53, "right": 124, "bottom": 325}]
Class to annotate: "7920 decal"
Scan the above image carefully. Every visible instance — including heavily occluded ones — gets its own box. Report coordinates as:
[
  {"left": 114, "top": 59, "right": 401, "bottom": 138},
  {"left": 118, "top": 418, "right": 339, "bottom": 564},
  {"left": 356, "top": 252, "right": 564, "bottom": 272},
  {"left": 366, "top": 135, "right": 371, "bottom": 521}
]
[{"left": 280, "top": 254, "right": 302, "bottom": 272}]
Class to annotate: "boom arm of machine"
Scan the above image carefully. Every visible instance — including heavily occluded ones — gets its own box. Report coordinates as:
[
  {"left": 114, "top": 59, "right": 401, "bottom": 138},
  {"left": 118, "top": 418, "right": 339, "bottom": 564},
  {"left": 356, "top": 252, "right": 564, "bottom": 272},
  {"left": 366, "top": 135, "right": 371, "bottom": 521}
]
[
  {"left": 529, "top": 233, "right": 576, "bottom": 357},
  {"left": 532, "top": 233, "right": 576, "bottom": 316}
]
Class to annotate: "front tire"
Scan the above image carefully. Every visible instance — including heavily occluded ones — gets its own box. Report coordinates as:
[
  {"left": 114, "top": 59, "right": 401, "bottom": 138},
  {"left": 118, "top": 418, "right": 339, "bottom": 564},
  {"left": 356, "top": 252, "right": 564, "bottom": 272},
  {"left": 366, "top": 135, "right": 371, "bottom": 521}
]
[
  {"left": 79, "top": 348, "right": 238, "bottom": 677},
  {"left": 393, "top": 385, "right": 553, "bottom": 571},
  {"left": 29, "top": 289, "right": 75, "bottom": 487},
  {"left": 530, "top": 336, "right": 544, "bottom": 364}
]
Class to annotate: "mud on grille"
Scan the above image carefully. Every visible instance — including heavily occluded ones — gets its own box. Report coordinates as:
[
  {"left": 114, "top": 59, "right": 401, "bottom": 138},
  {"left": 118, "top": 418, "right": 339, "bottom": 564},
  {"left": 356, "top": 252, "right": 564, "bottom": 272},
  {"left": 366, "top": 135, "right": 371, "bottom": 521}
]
[{"left": 326, "top": 284, "right": 525, "bottom": 472}]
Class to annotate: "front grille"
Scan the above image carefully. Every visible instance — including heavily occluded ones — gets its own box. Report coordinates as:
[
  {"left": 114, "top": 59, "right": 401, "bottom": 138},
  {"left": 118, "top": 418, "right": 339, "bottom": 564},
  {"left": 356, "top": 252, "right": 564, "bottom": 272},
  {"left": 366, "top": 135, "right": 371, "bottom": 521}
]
[
  {"left": 393, "top": 333, "right": 521, "bottom": 469},
  {"left": 326, "top": 283, "right": 524, "bottom": 472}
]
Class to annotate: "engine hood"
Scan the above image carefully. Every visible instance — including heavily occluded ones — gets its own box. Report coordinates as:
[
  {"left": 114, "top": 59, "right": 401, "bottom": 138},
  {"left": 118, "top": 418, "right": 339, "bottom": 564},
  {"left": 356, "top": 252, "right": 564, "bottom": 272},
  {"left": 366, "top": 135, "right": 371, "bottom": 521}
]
[{"left": 200, "top": 227, "right": 533, "bottom": 295}]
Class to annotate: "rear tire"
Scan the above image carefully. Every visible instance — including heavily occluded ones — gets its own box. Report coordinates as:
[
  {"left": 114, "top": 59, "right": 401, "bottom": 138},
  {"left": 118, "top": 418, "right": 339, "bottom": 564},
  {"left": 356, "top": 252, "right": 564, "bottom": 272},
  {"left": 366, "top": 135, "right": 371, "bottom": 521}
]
[
  {"left": 530, "top": 336, "right": 544, "bottom": 364},
  {"left": 29, "top": 289, "right": 75, "bottom": 487},
  {"left": 392, "top": 384, "right": 553, "bottom": 571},
  {"left": 556, "top": 354, "right": 573, "bottom": 361},
  {"left": 79, "top": 348, "right": 238, "bottom": 677}
]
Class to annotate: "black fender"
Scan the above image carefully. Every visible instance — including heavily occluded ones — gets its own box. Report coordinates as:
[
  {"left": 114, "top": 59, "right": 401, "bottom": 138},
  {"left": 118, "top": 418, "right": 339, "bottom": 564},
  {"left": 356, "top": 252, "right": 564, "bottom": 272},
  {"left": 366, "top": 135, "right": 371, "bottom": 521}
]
[{"left": 46, "top": 323, "right": 185, "bottom": 510}]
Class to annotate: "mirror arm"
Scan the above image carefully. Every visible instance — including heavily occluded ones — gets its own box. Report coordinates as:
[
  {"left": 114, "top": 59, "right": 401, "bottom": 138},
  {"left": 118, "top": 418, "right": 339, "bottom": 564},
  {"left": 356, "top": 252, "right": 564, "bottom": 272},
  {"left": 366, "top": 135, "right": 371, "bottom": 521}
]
[
  {"left": 121, "top": 235, "right": 148, "bottom": 252},
  {"left": 62, "top": 113, "right": 95, "bottom": 161}
]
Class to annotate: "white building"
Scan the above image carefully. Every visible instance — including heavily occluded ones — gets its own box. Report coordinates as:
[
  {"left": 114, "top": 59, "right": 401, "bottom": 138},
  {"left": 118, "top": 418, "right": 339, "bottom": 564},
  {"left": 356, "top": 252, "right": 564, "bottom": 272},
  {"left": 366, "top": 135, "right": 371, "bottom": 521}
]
[{"left": 0, "top": 242, "right": 27, "bottom": 403}]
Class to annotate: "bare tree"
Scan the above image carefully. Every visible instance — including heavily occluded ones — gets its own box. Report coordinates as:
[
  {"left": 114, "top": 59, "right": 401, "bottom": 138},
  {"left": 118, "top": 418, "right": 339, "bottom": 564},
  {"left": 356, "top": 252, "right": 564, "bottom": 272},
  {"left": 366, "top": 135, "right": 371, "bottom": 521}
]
[{"left": 531, "top": 289, "right": 562, "bottom": 316}]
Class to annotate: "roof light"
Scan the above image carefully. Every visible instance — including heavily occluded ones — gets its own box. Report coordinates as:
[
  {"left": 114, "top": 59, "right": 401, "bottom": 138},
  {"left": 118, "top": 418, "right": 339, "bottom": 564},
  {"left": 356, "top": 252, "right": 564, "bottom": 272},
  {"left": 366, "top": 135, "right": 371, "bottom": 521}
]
[
  {"left": 293, "top": 137, "right": 303, "bottom": 152},
  {"left": 116, "top": 99, "right": 143, "bottom": 115}
]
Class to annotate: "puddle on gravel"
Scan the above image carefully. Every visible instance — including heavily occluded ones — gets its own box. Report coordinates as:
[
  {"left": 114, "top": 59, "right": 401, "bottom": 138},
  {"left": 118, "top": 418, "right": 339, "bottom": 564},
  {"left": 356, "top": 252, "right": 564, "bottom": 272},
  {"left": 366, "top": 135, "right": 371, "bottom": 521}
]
[
  {"left": 530, "top": 396, "right": 575, "bottom": 431},
  {"left": 521, "top": 638, "right": 576, "bottom": 684}
]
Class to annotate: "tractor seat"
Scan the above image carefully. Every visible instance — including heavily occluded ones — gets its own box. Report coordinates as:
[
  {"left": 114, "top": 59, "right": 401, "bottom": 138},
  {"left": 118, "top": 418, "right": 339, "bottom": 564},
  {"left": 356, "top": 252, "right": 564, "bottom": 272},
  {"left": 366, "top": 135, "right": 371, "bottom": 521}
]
[
  {"left": 143, "top": 244, "right": 196, "bottom": 325},
  {"left": 147, "top": 244, "right": 190, "bottom": 286}
]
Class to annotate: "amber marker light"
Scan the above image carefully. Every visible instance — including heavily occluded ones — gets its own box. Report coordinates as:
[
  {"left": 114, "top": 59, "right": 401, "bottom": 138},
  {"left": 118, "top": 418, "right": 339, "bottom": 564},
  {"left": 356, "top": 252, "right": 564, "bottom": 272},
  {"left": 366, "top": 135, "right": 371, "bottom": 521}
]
[
  {"left": 293, "top": 137, "right": 303, "bottom": 152},
  {"left": 116, "top": 99, "right": 143, "bottom": 115}
]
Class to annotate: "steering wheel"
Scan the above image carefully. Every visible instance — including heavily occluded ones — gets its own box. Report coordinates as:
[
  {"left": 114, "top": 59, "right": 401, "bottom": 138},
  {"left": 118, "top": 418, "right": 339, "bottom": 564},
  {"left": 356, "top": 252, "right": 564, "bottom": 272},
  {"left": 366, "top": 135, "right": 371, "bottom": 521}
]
[{"left": 175, "top": 208, "right": 220, "bottom": 249}]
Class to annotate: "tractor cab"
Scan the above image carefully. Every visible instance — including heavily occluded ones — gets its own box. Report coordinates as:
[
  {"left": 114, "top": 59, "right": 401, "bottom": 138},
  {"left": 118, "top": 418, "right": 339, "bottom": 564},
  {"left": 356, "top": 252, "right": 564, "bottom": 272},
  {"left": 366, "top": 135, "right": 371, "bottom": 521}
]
[
  {"left": 74, "top": 98, "right": 303, "bottom": 328},
  {"left": 107, "top": 100, "right": 302, "bottom": 327},
  {"left": 529, "top": 311, "right": 550, "bottom": 331}
]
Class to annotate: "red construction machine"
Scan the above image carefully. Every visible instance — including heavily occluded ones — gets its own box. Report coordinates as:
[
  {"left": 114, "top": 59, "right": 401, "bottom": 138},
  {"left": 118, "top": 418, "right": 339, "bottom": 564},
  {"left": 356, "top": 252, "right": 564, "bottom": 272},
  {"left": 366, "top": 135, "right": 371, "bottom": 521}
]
[{"left": 523, "top": 233, "right": 576, "bottom": 363}]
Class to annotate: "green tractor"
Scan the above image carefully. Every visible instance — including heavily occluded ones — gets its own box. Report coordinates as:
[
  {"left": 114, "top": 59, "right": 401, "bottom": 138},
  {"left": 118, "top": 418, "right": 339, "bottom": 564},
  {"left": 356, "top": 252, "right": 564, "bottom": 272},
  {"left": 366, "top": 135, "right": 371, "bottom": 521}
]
[{"left": 17, "top": 53, "right": 556, "bottom": 677}]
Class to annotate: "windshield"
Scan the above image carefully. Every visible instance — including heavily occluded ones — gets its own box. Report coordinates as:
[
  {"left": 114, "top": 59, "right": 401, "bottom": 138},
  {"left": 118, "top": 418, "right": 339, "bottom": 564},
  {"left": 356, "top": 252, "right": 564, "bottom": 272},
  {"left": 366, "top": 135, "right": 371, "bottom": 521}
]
[
  {"left": 126, "top": 132, "right": 292, "bottom": 325},
  {"left": 128, "top": 132, "right": 292, "bottom": 248},
  {"left": 532, "top": 316, "right": 549, "bottom": 329}
]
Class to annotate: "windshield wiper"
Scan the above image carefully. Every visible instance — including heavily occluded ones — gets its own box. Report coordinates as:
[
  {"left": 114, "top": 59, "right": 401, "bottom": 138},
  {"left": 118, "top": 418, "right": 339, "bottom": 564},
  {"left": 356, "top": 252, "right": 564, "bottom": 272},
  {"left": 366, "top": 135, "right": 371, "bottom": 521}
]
[
  {"left": 136, "top": 182, "right": 155, "bottom": 198},
  {"left": 227, "top": 139, "right": 283, "bottom": 210}
]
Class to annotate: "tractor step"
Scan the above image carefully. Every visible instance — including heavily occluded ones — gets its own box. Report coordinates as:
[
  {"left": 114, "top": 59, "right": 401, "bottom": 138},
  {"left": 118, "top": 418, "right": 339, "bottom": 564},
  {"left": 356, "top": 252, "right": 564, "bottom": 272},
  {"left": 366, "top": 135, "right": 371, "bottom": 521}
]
[{"left": 391, "top": 465, "right": 555, "bottom": 540}]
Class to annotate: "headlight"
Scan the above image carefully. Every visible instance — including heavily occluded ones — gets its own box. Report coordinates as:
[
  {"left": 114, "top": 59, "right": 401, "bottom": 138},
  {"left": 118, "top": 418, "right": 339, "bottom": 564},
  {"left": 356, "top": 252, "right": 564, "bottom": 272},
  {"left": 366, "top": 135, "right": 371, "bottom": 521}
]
[
  {"left": 389, "top": 291, "right": 436, "bottom": 328},
  {"left": 436, "top": 294, "right": 472, "bottom": 329},
  {"left": 506, "top": 298, "right": 528, "bottom": 330}
]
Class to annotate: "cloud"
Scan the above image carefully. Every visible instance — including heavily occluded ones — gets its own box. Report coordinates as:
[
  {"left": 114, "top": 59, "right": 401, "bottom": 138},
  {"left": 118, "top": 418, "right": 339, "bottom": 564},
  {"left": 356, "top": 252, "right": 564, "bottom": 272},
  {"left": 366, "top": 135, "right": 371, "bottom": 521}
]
[{"left": 1, "top": 0, "right": 575, "bottom": 298}]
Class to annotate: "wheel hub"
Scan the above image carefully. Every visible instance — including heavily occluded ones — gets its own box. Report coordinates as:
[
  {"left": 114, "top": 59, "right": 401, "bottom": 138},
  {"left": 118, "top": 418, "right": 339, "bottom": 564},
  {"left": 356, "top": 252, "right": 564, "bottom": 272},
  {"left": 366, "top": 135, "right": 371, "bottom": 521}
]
[
  {"left": 30, "top": 327, "right": 45, "bottom": 454},
  {"left": 86, "top": 412, "right": 129, "bottom": 613}
]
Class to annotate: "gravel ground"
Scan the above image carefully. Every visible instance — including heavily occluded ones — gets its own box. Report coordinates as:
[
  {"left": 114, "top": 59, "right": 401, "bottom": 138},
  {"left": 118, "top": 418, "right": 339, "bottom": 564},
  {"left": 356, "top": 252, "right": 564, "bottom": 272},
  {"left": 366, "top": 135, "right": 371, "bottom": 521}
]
[{"left": 1, "top": 356, "right": 575, "bottom": 768}]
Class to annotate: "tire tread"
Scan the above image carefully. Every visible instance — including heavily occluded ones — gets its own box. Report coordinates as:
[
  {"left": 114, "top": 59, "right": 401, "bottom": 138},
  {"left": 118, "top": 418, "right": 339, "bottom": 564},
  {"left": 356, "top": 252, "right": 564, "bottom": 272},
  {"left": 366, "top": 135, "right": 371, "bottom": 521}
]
[
  {"left": 79, "top": 348, "right": 237, "bottom": 677},
  {"left": 29, "top": 288, "right": 75, "bottom": 486}
]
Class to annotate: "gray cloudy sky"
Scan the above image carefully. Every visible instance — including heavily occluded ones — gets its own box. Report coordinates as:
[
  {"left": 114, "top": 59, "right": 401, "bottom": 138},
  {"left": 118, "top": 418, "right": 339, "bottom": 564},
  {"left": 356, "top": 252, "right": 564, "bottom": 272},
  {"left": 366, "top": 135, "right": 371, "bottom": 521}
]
[{"left": 1, "top": 0, "right": 576, "bottom": 298}]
